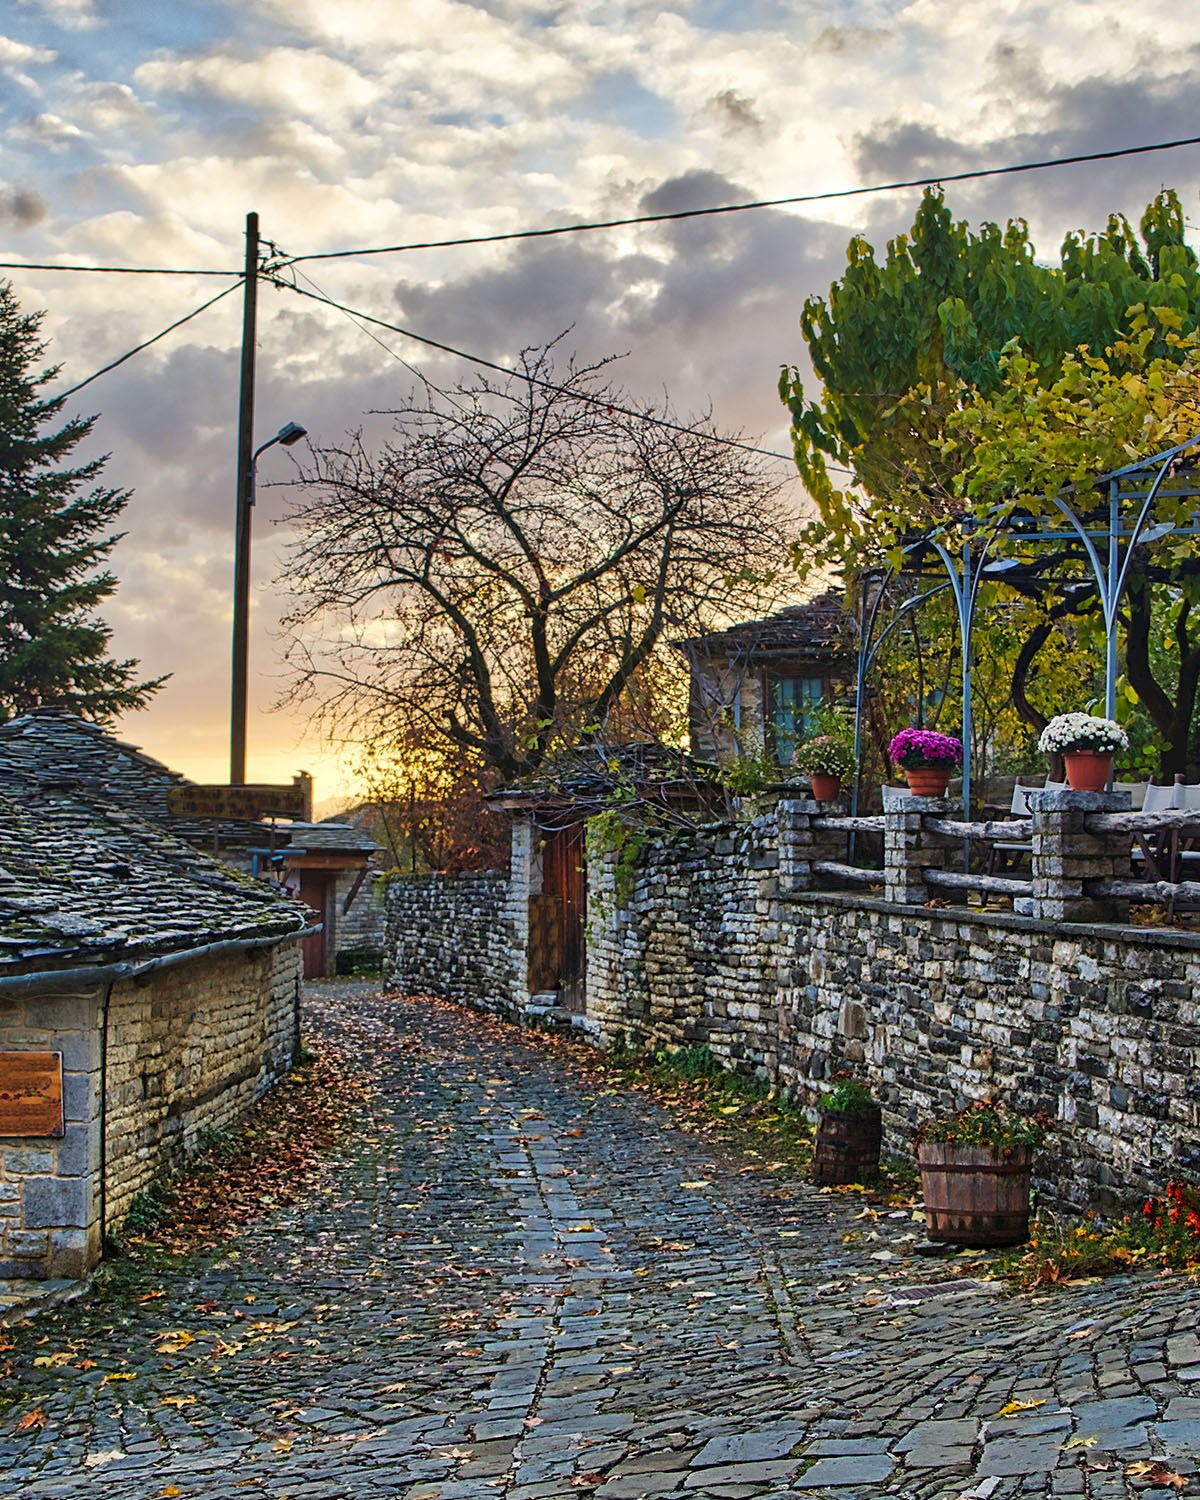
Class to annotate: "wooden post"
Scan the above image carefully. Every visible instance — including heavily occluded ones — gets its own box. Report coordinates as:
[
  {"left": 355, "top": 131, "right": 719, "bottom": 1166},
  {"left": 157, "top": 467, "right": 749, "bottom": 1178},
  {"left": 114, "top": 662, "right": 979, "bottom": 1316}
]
[{"left": 230, "top": 211, "right": 259, "bottom": 786}]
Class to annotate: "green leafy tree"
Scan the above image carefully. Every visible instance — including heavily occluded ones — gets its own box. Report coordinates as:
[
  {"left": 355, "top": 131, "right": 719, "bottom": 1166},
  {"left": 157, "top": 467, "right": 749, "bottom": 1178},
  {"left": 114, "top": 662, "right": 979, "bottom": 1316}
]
[
  {"left": 949, "top": 321, "right": 1200, "bottom": 776},
  {"left": 779, "top": 191, "right": 1200, "bottom": 776},
  {"left": 780, "top": 187, "right": 1200, "bottom": 534},
  {"left": 0, "top": 282, "right": 164, "bottom": 721}
]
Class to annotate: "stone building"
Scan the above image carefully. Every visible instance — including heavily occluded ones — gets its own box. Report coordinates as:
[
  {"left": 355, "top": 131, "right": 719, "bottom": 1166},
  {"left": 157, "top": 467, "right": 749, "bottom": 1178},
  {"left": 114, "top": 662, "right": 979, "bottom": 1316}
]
[
  {"left": 0, "top": 716, "right": 309, "bottom": 1289},
  {"left": 679, "top": 589, "right": 853, "bottom": 765},
  {"left": 0, "top": 710, "right": 384, "bottom": 980},
  {"left": 278, "top": 821, "right": 381, "bottom": 978}
]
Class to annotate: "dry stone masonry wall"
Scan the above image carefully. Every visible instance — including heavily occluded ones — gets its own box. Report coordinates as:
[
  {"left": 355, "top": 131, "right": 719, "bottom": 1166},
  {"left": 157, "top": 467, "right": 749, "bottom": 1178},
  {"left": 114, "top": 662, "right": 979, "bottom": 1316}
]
[
  {"left": 384, "top": 797, "right": 1200, "bottom": 1212},
  {"left": 386, "top": 873, "right": 518, "bottom": 1014},
  {"left": 104, "top": 943, "right": 301, "bottom": 1225},
  {"left": 0, "top": 938, "right": 301, "bottom": 1282}
]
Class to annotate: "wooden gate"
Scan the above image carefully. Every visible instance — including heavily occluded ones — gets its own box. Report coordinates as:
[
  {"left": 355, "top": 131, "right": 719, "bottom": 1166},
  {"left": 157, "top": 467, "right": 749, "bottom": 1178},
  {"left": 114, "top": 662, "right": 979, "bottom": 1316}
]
[
  {"left": 539, "top": 823, "right": 587, "bottom": 1013},
  {"left": 297, "top": 870, "right": 332, "bottom": 978}
]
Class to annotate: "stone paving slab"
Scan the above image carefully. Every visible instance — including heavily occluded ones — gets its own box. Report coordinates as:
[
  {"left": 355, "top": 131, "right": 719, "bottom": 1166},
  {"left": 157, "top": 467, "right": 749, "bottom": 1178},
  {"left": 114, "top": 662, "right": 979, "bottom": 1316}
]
[{"left": 0, "top": 981, "right": 1196, "bottom": 1499}]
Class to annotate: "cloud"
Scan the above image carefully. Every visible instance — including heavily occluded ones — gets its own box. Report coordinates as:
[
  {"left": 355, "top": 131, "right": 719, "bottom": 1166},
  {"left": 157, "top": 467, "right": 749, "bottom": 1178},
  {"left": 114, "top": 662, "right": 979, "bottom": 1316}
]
[
  {"left": 16, "top": 0, "right": 98, "bottom": 30},
  {"left": 0, "top": 34, "right": 56, "bottom": 64},
  {"left": 704, "top": 89, "right": 763, "bottom": 137},
  {"left": 0, "top": 183, "right": 46, "bottom": 228},
  {"left": 9, "top": 110, "right": 84, "bottom": 148}
]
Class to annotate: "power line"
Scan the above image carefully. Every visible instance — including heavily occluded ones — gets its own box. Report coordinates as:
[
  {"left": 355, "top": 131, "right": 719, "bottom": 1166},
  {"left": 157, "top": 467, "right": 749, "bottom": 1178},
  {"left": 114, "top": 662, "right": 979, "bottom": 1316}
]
[
  {"left": 0, "top": 260, "right": 238, "bottom": 277},
  {"left": 54, "top": 278, "right": 244, "bottom": 401},
  {"left": 286, "top": 133, "right": 1200, "bottom": 265},
  {"left": 267, "top": 273, "right": 841, "bottom": 472}
]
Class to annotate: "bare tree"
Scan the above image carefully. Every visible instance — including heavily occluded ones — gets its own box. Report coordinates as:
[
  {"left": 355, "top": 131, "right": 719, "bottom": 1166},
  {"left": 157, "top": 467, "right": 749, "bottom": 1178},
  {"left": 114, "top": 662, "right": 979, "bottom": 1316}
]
[{"left": 281, "top": 344, "right": 789, "bottom": 780}]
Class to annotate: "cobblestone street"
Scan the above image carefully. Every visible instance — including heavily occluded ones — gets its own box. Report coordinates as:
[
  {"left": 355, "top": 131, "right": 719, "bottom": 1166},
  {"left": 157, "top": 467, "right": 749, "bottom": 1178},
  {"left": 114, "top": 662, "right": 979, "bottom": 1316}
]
[{"left": 1, "top": 982, "right": 1197, "bottom": 1500}]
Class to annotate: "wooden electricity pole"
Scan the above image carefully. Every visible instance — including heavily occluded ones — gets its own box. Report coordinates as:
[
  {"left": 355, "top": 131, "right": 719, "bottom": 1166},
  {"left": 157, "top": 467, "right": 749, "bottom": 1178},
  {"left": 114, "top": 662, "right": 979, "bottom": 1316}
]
[{"left": 230, "top": 211, "right": 259, "bottom": 785}]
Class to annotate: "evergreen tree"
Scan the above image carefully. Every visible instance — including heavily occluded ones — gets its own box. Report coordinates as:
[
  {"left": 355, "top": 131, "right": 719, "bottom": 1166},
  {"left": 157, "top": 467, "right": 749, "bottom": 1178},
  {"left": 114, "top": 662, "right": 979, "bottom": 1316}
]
[{"left": 0, "top": 281, "right": 164, "bottom": 722}]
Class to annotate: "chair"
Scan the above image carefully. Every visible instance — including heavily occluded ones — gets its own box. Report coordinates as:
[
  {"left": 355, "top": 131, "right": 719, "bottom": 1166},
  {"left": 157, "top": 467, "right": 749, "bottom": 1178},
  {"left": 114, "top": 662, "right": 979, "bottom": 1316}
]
[
  {"left": 985, "top": 779, "right": 1064, "bottom": 878},
  {"left": 1137, "top": 779, "right": 1200, "bottom": 885}
]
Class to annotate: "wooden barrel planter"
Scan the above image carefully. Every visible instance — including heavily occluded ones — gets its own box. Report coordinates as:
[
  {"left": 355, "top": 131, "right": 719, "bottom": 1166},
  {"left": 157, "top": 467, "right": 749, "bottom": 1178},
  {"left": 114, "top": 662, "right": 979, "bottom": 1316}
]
[
  {"left": 918, "top": 1143, "right": 1033, "bottom": 1246},
  {"left": 812, "top": 1104, "right": 882, "bottom": 1185}
]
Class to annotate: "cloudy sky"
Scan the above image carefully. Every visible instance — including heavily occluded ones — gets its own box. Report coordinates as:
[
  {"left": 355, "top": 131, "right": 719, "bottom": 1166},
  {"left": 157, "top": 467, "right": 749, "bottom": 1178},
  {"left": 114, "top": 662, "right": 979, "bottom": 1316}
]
[{"left": 2, "top": 0, "right": 1198, "bottom": 808}]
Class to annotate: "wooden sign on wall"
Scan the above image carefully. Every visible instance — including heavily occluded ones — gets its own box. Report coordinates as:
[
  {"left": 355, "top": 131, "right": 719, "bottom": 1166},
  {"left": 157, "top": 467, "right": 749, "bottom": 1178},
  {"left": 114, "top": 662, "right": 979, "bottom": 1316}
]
[
  {"left": 0, "top": 1052, "right": 64, "bottom": 1138},
  {"left": 166, "top": 783, "right": 308, "bottom": 821}
]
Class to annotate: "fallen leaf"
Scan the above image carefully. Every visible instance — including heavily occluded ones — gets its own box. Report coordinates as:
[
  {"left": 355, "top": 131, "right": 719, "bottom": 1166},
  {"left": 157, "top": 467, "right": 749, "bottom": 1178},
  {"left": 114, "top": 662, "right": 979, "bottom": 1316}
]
[
  {"left": 997, "top": 1398, "right": 1046, "bottom": 1416},
  {"left": 100, "top": 1372, "right": 137, "bottom": 1385},
  {"left": 1127, "top": 1460, "right": 1188, "bottom": 1489},
  {"left": 159, "top": 1396, "right": 196, "bottom": 1410},
  {"left": 83, "top": 1451, "right": 126, "bottom": 1469},
  {"left": 16, "top": 1408, "right": 46, "bottom": 1431},
  {"left": 33, "top": 1352, "right": 74, "bottom": 1368},
  {"left": 1062, "top": 1434, "right": 1098, "bottom": 1450},
  {"left": 161, "top": 1488, "right": 181, "bottom": 1497}
]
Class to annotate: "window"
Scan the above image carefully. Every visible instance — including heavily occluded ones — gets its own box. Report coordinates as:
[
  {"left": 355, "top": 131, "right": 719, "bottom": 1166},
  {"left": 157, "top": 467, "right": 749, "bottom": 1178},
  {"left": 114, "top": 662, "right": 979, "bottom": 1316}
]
[{"left": 771, "top": 675, "right": 824, "bottom": 765}]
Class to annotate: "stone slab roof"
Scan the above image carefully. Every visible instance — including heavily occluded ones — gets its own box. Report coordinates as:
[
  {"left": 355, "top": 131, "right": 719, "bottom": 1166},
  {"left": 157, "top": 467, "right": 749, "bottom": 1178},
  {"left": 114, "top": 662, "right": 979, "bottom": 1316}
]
[
  {"left": 678, "top": 588, "right": 852, "bottom": 662},
  {"left": 282, "top": 821, "right": 379, "bottom": 856},
  {"left": 0, "top": 714, "right": 310, "bottom": 975},
  {"left": 0, "top": 710, "right": 297, "bottom": 849},
  {"left": 0, "top": 774, "right": 309, "bottom": 975},
  {"left": 488, "top": 741, "right": 719, "bottom": 819}
]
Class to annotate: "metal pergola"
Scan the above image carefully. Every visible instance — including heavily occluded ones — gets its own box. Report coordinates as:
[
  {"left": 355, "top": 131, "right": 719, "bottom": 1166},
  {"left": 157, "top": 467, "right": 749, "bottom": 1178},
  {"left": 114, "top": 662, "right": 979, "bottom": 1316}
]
[{"left": 850, "top": 432, "right": 1200, "bottom": 817}]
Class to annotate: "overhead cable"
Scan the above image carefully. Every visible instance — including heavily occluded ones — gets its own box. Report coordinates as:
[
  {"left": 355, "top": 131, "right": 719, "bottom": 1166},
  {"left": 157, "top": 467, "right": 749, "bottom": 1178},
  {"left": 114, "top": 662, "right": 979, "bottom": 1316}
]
[
  {"left": 54, "top": 279, "right": 244, "bottom": 400},
  {"left": 267, "top": 274, "right": 845, "bottom": 472},
  {"left": 285, "top": 133, "right": 1200, "bottom": 264},
  {"left": 0, "top": 260, "right": 239, "bottom": 277}
]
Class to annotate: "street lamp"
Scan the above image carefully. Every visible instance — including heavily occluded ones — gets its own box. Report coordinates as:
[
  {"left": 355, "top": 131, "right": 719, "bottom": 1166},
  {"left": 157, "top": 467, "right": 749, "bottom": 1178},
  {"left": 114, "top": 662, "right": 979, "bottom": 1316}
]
[{"left": 230, "top": 420, "right": 307, "bottom": 785}]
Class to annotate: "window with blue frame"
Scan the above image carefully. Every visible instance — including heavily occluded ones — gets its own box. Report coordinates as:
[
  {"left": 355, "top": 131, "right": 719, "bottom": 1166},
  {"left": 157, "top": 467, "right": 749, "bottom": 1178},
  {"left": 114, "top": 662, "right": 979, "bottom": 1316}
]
[{"left": 771, "top": 675, "right": 824, "bottom": 765}]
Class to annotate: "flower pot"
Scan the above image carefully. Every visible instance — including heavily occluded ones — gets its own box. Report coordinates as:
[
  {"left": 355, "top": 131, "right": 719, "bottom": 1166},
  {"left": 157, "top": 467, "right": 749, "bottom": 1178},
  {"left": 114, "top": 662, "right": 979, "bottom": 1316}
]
[
  {"left": 1062, "top": 750, "right": 1113, "bottom": 792},
  {"left": 905, "top": 766, "right": 951, "bottom": 797},
  {"left": 918, "top": 1142, "right": 1033, "bottom": 1247},
  {"left": 813, "top": 1104, "right": 882, "bottom": 1185},
  {"left": 809, "top": 772, "right": 842, "bottom": 803}
]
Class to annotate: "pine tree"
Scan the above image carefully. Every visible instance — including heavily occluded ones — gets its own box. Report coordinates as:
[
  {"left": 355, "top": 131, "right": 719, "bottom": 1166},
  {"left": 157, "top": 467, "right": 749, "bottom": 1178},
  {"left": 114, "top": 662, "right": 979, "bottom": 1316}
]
[{"left": 0, "top": 281, "right": 164, "bottom": 722}]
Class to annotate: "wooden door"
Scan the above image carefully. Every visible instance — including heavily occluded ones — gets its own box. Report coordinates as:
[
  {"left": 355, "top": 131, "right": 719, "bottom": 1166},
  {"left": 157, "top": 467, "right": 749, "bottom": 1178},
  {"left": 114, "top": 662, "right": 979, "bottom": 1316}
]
[
  {"left": 540, "top": 823, "right": 586, "bottom": 1013},
  {"left": 298, "top": 870, "right": 331, "bottom": 978}
]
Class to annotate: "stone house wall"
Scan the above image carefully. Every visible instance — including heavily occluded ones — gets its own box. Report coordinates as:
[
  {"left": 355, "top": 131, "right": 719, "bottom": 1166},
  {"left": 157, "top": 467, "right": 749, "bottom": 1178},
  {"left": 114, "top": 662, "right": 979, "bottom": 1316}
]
[
  {"left": 0, "top": 938, "right": 301, "bottom": 1282},
  {"left": 104, "top": 942, "right": 301, "bottom": 1224},
  {"left": 386, "top": 872, "right": 518, "bottom": 1013}
]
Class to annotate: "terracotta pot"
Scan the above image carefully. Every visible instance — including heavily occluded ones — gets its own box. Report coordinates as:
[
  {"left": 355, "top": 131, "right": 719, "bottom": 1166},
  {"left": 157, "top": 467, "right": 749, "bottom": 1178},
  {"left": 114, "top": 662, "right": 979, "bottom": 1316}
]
[
  {"left": 918, "top": 1142, "right": 1033, "bottom": 1247},
  {"left": 904, "top": 766, "right": 951, "bottom": 797},
  {"left": 809, "top": 772, "right": 842, "bottom": 803},
  {"left": 1062, "top": 750, "right": 1113, "bottom": 792}
]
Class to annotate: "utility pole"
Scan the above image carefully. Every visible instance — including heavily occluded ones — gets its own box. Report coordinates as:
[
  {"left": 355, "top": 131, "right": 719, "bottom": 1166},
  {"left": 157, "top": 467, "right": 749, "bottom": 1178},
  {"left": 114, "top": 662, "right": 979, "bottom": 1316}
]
[{"left": 230, "top": 211, "right": 259, "bottom": 785}]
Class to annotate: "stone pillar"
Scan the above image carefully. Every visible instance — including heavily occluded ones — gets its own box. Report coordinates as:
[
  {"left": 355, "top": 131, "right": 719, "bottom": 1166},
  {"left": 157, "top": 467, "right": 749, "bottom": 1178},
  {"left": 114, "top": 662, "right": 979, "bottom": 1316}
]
[
  {"left": 1028, "top": 787, "right": 1131, "bottom": 923},
  {"left": 882, "top": 784, "right": 950, "bottom": 905},
  {"left": 776, "top": 798, "right": 853, "bottom": 892},
  {"left": 508, "top": 813, "right": 542, "bottom": 1009}
]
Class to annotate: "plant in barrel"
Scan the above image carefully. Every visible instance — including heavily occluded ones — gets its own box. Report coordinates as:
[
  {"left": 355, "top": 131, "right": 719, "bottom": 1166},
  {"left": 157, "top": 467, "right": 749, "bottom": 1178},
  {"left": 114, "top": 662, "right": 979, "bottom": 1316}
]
[
  {"left": 916, "top": 1099, "right": 1050, "bottom": 1247},
  {"left": 812, "top": 1075, "right": 882, "bottom": 1185}
]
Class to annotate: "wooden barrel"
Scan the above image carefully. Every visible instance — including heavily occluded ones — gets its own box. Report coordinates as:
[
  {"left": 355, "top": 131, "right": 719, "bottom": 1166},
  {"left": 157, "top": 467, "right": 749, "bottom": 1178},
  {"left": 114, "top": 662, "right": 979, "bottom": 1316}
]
[
  {"left": 812, "top": 1105, "right": 882, "bottom": 1184},
  {"left": 918, "top": 1143, "right": 1033, "bottom": 1246}
]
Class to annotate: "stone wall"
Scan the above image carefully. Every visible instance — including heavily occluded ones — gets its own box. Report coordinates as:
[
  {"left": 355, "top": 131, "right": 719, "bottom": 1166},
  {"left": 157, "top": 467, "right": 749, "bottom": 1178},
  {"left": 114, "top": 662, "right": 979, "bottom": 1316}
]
[
  {"left": 104, "top": 942, "right": 301, "bottom": 1224},
  {"left": 386, "top": 872, "right": 518, "bottom": 1013},
  {"left": 0, "top": 938, "right": 301, "bottom": 1282},
  {"left": 0, "top": 985, "right": 103, "bottom": 1280},
  {"left": 381, "top": 798, "right": 1200, "bottom": 1211},
  {"left": 333, "top": 870, "right": 388, "bottom": 969},
  {"left": 586, "top": 808, "right": 1200, "bottom": 1212}
]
